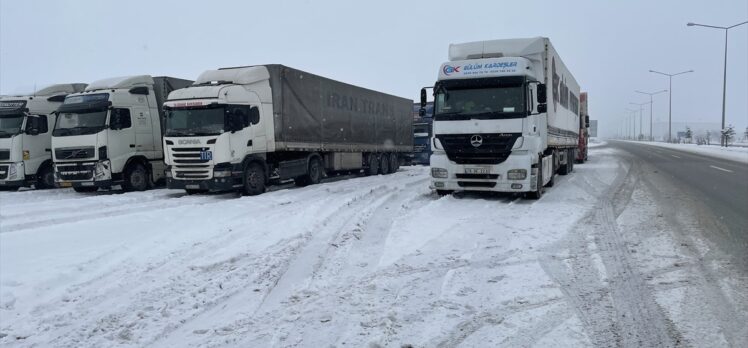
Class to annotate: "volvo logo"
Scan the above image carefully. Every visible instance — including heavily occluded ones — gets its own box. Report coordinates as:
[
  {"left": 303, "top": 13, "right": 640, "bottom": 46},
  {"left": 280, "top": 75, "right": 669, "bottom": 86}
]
[
  {"left": 178, "top": 139, "right": 201, "bottom": 145},
  {"left": 66, "top": 150, "right": 83, "bottom": 159},
  {"left": 470, "top": 135, "right": 483, "bottom": 148}
]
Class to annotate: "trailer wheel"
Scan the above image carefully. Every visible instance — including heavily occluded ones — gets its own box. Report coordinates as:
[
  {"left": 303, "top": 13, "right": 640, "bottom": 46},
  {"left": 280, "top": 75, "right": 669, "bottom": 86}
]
[
  {"left": 242, "top": 162, "right": 266, "bottom": 196},
  {"left": 526, "top": 160, "right": 543, "bottom": 200},
  {"left": 307, "top": 157, "right": 323, "bottom": 185},
  {"left": 366, "top": 154, "right": 379, "bottom": 176},
  {"left": 123, "top": 162, "right": 149, "bottom": 192},
  {"left": 379, "top": 153, "right": 391, "bottom": 174},
  {"left": 389, "top": 154, "right": 399, "bottom": 173},
  {"left": 35, "top": 163, "right": 56, "bottom": 189}
]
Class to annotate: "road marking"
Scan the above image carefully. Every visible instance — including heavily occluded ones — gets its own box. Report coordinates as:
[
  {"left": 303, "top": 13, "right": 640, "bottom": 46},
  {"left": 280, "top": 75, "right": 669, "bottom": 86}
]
[
  {"left": 671, "top": 155, "right": 681, "bottom": 159},
  {"left": 709, "top": 165, "right": 733, "bottom": 173}
]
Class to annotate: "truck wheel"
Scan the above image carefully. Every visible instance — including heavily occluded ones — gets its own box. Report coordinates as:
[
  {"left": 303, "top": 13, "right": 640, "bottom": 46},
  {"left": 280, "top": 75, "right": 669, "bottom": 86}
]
[
  {"left": 379, "top": 153, "right": 391, "bottom": 174},
  {"left": 389, "top": 153, "right": 399, "bottom": 173},
  {"left": 527, "top": 161, "right": 543, "bottom": 200},
  {"left": 436, "top": 189, "right": 453, "bottom": 196},
  {"left": 36, "top": 164, "right": 56, "bottom": 189},
  {"left": 307, "top": 157, "right": 323, "bottom": 185},
  {"left": 242, "top": 162, "right": 265, "bottom": 196},
  {"left": 123, "top": 163, "right": 149, "bottom": 192},
  {"left": 73, "top": 186, "right": 98, "bottom": 193},
  {"left": 366, "top": 154, "right": 379, "bottom": 176}
]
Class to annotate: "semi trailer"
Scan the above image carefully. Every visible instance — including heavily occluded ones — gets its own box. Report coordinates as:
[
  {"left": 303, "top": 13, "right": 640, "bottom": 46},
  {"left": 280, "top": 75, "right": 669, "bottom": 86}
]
[
  {"left": 52, "top": 75, "right": 193, "bottom": 192},
  {"left": 422, "top": 37, "right": 581, "bottom": 198},
  {"left": 0, "top": 84, "right": 87, "bottom": 190},
  {"left": 163, "top": 65, "right": 413, "bottom": 195}
]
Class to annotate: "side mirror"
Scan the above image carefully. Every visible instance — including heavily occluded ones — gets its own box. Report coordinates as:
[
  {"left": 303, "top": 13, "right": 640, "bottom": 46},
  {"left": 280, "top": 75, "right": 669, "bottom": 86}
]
[
  {"left": 585, "top": 115, "right": 590, "bottom": 128},
  {"left": 536, "top": 84, "right": 547, "bottom": 103},
  {"left": 537, "top": 103, "right": 547, "bottom": 114},
  {"left": 248, "top": 106, "right": 260, "bottom": 125},
  {"left": 420, "top": 88, "right": 427, "bottom": 108},
  {"left": 418, "top": 108, "right": 426, "bottom": 117}
]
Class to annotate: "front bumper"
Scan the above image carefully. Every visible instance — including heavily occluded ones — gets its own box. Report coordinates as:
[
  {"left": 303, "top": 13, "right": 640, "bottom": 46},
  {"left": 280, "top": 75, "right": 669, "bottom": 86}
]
[
  {"left": 54, "top": 160, "right": 113, "bottom": 188},
  {"left": 429, "top": 152, "right": 534, "bottom": 193},
  {"left": 166, "top": 163, "right": 242, "bottom": 192},
  {"left": 0, "top": 162, "right": 25, "bottom": 186},
  {"left": 167, "top": 177, "right": 236, "bottom": 192}
]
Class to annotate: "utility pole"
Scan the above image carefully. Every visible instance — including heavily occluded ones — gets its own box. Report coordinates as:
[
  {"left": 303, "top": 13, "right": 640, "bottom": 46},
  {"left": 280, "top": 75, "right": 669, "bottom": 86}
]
[{"left": 649, "top": 70, "right": 694, "bottom": 142}]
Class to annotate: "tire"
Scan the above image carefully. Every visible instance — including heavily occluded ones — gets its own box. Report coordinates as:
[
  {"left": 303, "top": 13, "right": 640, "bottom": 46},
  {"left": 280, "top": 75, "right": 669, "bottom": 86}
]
[
  {"left": 366, "top": 154, "right": 379, "bottom": 176},
  {"left": 123, "top": 162, "right": 149, "bottom": 192},
  {"left": 73, "top": 186, "right": 98, "bottom": 193},
  {"left": 379, "top": 153, "right": 391, "bottom": 174},
  {"left": 242, "top": 162, "right": 265, "bottom": 196},
  {"left": 436, "top": 189, "right": 454, "bottom": 196},
  {"left": 35, "top": 164, "right": 56, "bottom": 189},
  {"left": 389, "top": 153, "right": 399, "bottom": 173},
  {"left": 558, "top": 150, "right": 570, "bottom": 175},
  {"left": 526, "top": 159, "right": 543, "bottom": 200}
]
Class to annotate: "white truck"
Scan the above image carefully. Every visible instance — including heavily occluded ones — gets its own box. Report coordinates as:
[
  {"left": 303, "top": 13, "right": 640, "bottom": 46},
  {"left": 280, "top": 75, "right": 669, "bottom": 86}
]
[
  {"left": 422, "top": 37, "right": 581, "bottom": 198},
  {"left": 163, "top": 65, "right": 413, "bottom": 195},
  {"left": 52, "top": 76, "right": 192, "bottom": 192},
  {"left": 0, "top": 84, "right": 87, "bottom": 190}
]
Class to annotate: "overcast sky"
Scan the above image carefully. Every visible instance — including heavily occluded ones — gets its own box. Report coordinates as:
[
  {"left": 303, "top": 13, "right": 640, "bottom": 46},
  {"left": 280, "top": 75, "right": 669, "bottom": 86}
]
[{"left": 1, "top": 0, "right": 746, "bottom": 137}]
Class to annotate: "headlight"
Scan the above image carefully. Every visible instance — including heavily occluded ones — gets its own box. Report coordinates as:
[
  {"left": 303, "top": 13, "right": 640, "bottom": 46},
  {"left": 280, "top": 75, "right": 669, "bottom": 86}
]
[
  {"left": 512, "top": 137, "right": 524, "bottom": 149},
  {"left": 9, "top": 163, "right": 17, "bottom": 178},
  {"left": 431, "top": 167, "right": 448, "bottom": 178},
  {"left": 213, "top": 170, "right": 232, "bottom": 178},
  {"left": 95, "top": 160, "right": 110, "bottom": 178},
  {"left": 507, "top": 169, "right": 527, "bottom": 180}
]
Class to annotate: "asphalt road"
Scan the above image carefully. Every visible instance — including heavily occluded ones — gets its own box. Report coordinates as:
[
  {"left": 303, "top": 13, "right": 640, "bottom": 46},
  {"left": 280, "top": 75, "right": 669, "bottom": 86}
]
[{"left": 610, "top": 140, "right": 748, "bottom": 271}]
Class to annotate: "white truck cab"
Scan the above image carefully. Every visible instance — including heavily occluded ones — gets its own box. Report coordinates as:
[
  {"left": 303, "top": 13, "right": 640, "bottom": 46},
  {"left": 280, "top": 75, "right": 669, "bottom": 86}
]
[
  {"left": 0, "top": 84, "right": 86, "bottom": 190},
  {"left": 52, "top": 75, "right": 192, "bottom": 192},
  {"left": 424, "top": 38, "right": 581, "bottom": 199}
]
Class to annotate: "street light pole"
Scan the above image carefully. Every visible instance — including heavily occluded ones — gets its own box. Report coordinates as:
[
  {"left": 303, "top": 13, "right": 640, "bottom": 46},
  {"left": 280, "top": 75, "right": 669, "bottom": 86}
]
[
  {"left": 649, "top": 69, "right": 693, "bottom": 142},
  {"left": 635, "top": 90, "right": 667, "bottom": 141},
  {"left": 630, "top": 102, "right": 649, "bottom": 140},
  {"left": 625, "top": 108, "right": 638, "bottom": 140},
  {"left": 687, "top": 21, "right": 748, "bottom": 146}
]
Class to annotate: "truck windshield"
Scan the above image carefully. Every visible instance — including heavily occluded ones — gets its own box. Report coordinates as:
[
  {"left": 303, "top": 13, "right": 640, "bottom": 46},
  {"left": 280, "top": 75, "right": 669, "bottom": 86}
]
[
  {"left": 0, "top": 115, "right": 24, "bottom": 138},
  {"left": 435, "top": 86, "right": 525, "bottom": 120},
  {"left": 165, "top": 107, "right": 225, "bottom": 137},
  {"left": 53, "top": 110, "right": 108, "bottom": 136}
]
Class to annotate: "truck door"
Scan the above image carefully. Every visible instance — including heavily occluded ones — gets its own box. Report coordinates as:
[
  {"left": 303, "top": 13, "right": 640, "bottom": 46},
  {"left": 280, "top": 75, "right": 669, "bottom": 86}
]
[
  {"left": 22, "top": 114, "right": 51, "bottom": 175},
  {"left": 107, "top": 108, "right": 135, "bottom": 173},
  {"left": 132, "top": 105, "right": 155, "bottom": 157}
]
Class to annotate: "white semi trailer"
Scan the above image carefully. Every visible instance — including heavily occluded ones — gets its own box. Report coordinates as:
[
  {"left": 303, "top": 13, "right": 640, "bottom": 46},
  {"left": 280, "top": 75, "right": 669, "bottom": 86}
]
[
  {"left": 422, "top": 37, "right": 581, "bottom": 198},
  {"left": 52, "top": 76, "right": 192, "bottom": 192},
  {"left": 0, "top": 84, "right": 87, "bottom": 190},
  {"left": 163, "top": 65, "right": 413, "bottom": 195}
]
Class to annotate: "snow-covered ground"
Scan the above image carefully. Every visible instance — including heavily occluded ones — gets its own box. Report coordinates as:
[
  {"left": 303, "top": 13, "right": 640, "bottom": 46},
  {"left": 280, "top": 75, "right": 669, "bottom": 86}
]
[
  {"left": 621, "top": 140, "right": 748, "bottom": 163},
  {"left": 1, "top": 145, "right": 745, "bottom": 347}
]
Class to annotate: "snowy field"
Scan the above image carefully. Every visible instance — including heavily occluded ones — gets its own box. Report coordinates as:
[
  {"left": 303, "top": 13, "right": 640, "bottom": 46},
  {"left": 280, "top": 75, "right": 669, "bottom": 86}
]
[
  {"left": 621, "top": 140, "right": 748, "bottom": 163},
  {"left": 1, "top": 145, "right": 746, "bottom": 347}
]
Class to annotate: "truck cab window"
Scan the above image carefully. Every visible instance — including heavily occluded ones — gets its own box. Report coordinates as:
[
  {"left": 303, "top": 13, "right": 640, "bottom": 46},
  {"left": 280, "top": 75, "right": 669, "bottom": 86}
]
[{"left": 113, "top": 108, "right": 132, "bottom": 129}]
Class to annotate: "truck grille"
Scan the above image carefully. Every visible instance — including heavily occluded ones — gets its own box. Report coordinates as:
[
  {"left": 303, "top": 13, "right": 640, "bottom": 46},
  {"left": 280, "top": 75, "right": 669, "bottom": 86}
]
[
  {"left": 169, "top": 147, "right": 212, "bottom": 180},
  {"left": 0, "top": 164, "right": 8, "bottom": 179},
  {"left": 56, "top": 162, "right": 95, "bottom": 181},
  {"left": 0, "top": 149, "right": 9, "bottom": 161},
  {"left": 55, "top": 147, "right": 95, "bottom": 160},
  {"left": 436, "top": 133, "right": 521, "bottom": 165}
]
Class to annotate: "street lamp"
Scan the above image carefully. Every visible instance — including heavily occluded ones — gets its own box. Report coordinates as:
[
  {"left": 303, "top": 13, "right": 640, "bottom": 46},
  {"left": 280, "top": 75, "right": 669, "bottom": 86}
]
[
  {"left": 630, "top": 102, "right": 649, "bottom": 140},
  {"left": 649, "top": 69, "right": 694, "bottom": 142},
  {"left": 635, "top": 89, "right": 667, "bottom": 141},
  {"left": 687, "top": 20, "right": 748, "bottom": 146},
  {"left": 625, "top": 108, "right": 638, "bottom": 140}
]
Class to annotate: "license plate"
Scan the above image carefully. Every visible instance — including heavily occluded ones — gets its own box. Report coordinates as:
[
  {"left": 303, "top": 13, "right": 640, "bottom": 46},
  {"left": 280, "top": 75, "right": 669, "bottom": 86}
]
[
  {"left": 59, "top": 182, "right": 72, "bottom": 188},
  {"left": 186, "top": 184, "right": 200, "bottom": 189},
  {"left": 465, "top": 167, "right": 490, "bottom": 174},
  {"left": 200, "top": 151, "right": 213, "bottom": 161}
]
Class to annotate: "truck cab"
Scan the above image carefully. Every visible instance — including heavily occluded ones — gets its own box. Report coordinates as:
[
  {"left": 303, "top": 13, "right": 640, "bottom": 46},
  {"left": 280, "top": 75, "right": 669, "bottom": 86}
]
[
  {"left": 0, "top": 84, "right": 86, "bottom": 190},
  {"left": 52, "top": 75, "right": 192, "bottom": 192},
  {"left": 425, "top": 38, "right": 580, "bottom": 199}
]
